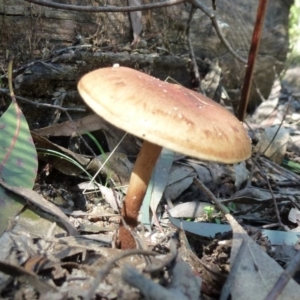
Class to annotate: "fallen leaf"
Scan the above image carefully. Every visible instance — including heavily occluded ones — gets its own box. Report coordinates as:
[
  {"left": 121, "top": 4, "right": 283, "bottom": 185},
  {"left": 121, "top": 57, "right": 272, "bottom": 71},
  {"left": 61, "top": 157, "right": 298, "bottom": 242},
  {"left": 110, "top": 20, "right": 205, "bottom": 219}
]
[
  {"left": 0, "top": 101, "right": 38, "bottom": 235},
  {"left": 0, "top": 179, "right": 77, "bottom": 236}
]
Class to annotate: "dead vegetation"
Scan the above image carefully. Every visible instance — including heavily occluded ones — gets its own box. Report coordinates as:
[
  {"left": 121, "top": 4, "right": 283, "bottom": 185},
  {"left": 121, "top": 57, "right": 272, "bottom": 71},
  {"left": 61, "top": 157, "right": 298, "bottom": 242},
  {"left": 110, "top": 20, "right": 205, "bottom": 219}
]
[{"left": 0, "top": 1, "right": 300, "bottom": 299}]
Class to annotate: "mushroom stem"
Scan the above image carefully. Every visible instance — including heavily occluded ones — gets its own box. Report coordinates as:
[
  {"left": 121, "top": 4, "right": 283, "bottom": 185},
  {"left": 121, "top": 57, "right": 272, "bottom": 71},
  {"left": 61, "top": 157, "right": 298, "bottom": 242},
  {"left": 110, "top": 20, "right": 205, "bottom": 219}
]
[{"left": 119, "top": 140, "right": 162, "bottom": 249}]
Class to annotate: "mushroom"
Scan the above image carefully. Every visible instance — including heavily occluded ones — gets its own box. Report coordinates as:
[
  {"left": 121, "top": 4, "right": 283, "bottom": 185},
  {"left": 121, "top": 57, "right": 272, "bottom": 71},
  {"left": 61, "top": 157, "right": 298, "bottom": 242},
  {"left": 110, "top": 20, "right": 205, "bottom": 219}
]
[{"left": 78, "top": 65, "right": 251, "bottom": 249}]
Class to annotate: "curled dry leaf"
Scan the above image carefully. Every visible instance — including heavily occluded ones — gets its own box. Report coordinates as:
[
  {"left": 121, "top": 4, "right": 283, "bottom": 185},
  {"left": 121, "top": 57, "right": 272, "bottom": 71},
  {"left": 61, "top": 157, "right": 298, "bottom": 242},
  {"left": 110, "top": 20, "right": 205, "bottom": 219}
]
[{"left": 255, "top": 125, "right": 290, "bottom": 164}]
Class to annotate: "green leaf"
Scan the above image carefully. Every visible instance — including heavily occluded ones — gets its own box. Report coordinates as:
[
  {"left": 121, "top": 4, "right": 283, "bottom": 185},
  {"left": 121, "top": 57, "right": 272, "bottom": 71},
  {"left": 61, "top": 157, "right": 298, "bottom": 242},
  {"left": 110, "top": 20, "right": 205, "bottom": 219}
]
[
  {"left": 282, "top": 158, "right": 300, "bottom": 174},
  {"left": 0, "top": 101, "right": 38, "bottom": 234}
]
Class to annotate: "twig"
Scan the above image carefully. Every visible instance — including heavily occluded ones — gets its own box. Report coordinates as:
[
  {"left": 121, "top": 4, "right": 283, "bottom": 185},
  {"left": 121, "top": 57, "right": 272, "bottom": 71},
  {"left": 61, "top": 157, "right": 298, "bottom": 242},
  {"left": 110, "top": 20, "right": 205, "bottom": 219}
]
[
  {"left": 193, "top": 177, "right": 228, "bottom": 215},
  {"left": 264, "top": 249, "right": 300, "bottom": 300},
  {"left": 25, "top": 0, "right": 187, "bottom": 12},
  {"left": 0, "top": 88, "right": 97, "bottom": 157},
  {"left": 187, "top": 0, "right": 247, "bottom": 64},
  {"left": 0, "top": 88, "right": 85, "bottom": 112},
  {"left": 144, "top": 237, "right": 178, "bottom": 273},
  {"left": 261, "top": 95, "right": 292, "bottom": 156},
  {"left": 186, "top": 6, "right": 203, "bottom": 93},
  {"left": 251, "top": 158, "right": 287, "bottom": 231},
  {"left": 122, "top": 257, "right": 201, "bottom": 300},
  {"left": 85, "top": 249, "right": 157, "bottom": 300},
  {"left": 237, "top": 0, "right": 269, "bottom": 121},
  {"left": 62, "top": 111, "right": 98, "bottom": 157},
  {"left": 0, "top": 45, "right": 93, "bottom": 79},
  {"left": 0, "top": 260, "right": 58, "bottom": 294}
]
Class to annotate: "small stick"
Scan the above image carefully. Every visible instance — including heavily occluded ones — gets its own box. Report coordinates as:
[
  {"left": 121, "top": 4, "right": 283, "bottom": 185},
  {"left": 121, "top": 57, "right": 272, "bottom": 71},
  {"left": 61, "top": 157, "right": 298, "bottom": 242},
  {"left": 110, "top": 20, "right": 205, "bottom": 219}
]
[
  {"left": 86, "top": 249, "right": 157, "bottom": 300},
  {"left": 193, "top": 177, "right": 227, "bottom": 215},
  {"left": 25, "top": 0, "right": 187, "bottom": 12},
  {"left": 237, "top": 0, "right": 269, "bottom": 121}
]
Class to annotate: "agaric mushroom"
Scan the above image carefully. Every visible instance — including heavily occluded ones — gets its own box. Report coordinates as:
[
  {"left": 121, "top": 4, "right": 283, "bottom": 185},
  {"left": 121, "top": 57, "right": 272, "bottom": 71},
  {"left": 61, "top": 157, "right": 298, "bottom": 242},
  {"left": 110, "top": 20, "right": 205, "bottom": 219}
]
[{"left": 78, "top": 65, "right": 251, "bottom": 249}]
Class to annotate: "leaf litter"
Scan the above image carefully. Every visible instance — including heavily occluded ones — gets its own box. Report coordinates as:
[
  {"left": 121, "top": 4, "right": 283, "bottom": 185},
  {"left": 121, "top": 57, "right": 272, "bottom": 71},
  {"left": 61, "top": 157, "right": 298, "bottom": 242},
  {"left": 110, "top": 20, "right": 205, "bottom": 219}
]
[{"left": 2, "top": 31, "right": 300, "bottom": 300}]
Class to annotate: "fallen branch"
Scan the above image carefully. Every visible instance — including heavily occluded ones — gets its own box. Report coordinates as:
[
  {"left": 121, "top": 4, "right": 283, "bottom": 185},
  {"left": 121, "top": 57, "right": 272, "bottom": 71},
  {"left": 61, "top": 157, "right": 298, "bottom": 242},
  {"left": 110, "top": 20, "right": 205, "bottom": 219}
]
[{"left": 25, "top": 0, "right": 187, "bottom": 12}]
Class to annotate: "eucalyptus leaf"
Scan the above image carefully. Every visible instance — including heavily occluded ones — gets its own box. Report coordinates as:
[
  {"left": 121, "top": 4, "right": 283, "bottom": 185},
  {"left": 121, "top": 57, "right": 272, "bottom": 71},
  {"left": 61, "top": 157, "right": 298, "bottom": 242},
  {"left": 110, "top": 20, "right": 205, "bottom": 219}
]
[{"left": 0, "top": 101, "right": 38, "bottom": 234}]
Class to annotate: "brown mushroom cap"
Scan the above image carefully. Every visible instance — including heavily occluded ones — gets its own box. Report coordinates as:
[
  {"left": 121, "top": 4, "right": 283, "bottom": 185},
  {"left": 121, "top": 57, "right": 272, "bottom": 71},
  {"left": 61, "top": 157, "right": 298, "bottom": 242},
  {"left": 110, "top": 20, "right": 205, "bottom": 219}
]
[{"left": 78, "top": 66, "right": 251, "bottom": 163}]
